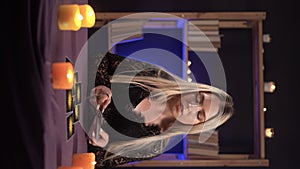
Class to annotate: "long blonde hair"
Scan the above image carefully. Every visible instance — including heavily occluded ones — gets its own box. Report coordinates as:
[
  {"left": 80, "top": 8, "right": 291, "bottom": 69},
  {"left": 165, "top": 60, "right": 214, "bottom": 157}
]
[{"left": 104, "top": 68, "right": 234, "bottom": 160}]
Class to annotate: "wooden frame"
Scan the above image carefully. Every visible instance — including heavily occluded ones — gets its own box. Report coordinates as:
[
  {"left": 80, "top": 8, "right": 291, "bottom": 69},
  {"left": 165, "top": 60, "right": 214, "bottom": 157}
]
[{"left": 94, "top": 12, "right": 268, "bottom": 167}]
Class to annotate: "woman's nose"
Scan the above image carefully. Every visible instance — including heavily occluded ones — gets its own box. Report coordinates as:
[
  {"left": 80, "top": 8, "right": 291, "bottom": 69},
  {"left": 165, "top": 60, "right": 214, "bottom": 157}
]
[{"left": 188, "top": 104, "right": 201, "bottom": 112}]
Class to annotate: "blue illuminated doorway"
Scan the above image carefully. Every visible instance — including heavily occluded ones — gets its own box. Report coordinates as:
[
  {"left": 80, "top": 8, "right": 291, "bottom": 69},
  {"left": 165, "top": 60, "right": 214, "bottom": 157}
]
[{"left": 114, "top": 26, "right": 186, "bottom": 155}]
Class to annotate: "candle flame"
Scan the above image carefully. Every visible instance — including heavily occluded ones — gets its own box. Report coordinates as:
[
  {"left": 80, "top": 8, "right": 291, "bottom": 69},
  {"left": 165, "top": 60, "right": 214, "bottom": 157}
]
[
  {"left": 67, "top": 69, "right": 74, "bottom": 83},
  {"left": 88, "top": 11, "right": 94, "bottom": 17},
  {"left": 78, "top": 14, "right": 83, "bottom": 21},
  {"left": 79, "top": 4, "right": 95, "bottom": 28}
]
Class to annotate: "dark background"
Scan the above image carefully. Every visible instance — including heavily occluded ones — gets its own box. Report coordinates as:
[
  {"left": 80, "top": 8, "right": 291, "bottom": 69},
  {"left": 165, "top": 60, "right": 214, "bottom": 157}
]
[
  {"left": 88, "top": 0, "right": 299, "bottom": 169},
  {"left": 3, "top": 0, "right": 299, "bottom": 169}
]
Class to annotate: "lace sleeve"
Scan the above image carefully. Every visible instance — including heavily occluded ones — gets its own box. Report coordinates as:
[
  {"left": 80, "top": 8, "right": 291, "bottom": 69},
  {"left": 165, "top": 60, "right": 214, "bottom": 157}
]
[
  {"left": 88, "top": 145, "right": 160, "bottom": 169},
  {"left": 95, "top": 53, "right": 125, "bottom": 88},
  {"left": 88, "top": 121, "right": 162, "bottom": 169},
  {"left": 95, "top": 52, "right": 175, "bottom": 88}
]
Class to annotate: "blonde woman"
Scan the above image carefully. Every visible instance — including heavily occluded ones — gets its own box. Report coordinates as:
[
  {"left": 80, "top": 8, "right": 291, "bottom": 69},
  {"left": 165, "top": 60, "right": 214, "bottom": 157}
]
[{"left": 87, "top": 52, "right": 234, "bottom": 168}]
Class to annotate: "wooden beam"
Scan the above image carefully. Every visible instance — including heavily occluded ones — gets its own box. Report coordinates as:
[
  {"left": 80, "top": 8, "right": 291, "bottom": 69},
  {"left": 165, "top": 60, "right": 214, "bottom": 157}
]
[
  {"left": 119, "top": 159, "right": 269, "bottom": 167},
  {"left": 252, "top": 20, "right": 265, "bottom": 159},
  {"left": 219, "top": 21, "right": 250, "bottom": 28}
]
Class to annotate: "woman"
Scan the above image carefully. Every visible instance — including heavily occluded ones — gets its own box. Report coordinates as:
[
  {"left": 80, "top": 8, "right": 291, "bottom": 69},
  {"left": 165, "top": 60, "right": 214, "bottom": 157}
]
[{"left": 86, "top": 52, "right": 234, "bottom": 168}]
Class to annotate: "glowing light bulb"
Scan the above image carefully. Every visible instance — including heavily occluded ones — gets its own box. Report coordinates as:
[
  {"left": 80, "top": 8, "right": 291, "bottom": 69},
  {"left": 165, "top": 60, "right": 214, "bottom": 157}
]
[
  {"left": 265, "top": 128, "right": 275, "bottom": 138},
  {"left": 187, "top": 60, "right": 192, "bottom": 66},
  {"left": 187, "top": 68, "right": 191, "bottom": 75},
  {"left": 264, "top": 81, "right": 276, "bottom": 93}
]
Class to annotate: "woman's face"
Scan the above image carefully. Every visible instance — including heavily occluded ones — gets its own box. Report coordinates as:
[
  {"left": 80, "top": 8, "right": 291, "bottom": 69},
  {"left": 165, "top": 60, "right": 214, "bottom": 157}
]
[
  {"left": 172, "top": 92, "right": 221, "bottom": 125},
  {"left": 143, "top": 92, "right": 222, "bottom": 131}
]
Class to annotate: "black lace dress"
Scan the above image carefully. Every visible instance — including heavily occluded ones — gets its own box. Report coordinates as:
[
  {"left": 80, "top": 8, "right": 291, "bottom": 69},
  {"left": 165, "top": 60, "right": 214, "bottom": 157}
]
[{"left": 87, "top": 52, "right": 173, "bottom": 168}]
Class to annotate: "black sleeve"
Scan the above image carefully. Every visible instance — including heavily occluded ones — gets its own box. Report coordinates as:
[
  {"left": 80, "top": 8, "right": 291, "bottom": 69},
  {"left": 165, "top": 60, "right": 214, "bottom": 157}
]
[
  {"left": 88, "top": 144, "right": 160, "bottom": 169},
  {"left": 95, "top": 52, "right": 126, "bottom": 88},
  {"left": 95, "top": 52, "right": 175, "bottom": 89},
  {"left": 88, "top": 108, "right": 161, "bottom": 168}
]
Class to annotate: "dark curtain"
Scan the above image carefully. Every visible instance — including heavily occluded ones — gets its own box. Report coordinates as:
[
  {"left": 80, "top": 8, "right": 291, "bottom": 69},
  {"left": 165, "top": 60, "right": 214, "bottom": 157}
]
[{"left": 2, "top": 0, "right": 47, "bottom": 168}]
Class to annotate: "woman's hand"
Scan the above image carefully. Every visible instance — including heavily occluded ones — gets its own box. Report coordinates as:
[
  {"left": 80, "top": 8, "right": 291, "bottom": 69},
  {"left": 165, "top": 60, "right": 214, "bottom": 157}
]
[
  {"left": 88, "top": 128, "right": 109, "bottom": 147},
  {"left": 89, "top": 85, "right": 112, "bottom": 112}
]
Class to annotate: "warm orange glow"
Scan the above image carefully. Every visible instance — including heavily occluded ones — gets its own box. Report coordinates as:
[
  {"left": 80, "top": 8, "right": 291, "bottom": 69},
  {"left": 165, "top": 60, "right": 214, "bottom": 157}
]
[
  {"left": 67, "top": 69, "right": 74, "bottom": 83},
  {"left": 265, "top": 128, "right": 275, "bottom": 138},
  {"left": 72, "top": 153, "right": 96, "bottom": 169},
  {"left": 58, "top": 4, "right": 82, "bottom": 31},
  {"left": 79, "top": 4, "right": 96, "bottom": 28},
  {"left": 52, "top": 62, "right": 74, "bottom": 89},
  {"left": 264, "top": 81, "right": 276, "bottom": 93},
  {"left": 270, "top": 84, "right": 276, "bottom": 91}
]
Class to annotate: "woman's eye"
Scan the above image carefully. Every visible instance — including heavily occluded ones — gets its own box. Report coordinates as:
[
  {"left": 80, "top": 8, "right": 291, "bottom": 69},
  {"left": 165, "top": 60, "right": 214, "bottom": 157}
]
[
  {"left": 195, "top": 93, "right": 201, "bottom": 103},
  {"left": 195, "top": 94, "right": 199, "bottom": 103},
  {"left": 196, "top": 93, "right": 204, "bottom": 104},
  {"left": 197, "top": 110, "right": 206, "bottom": 122}
]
